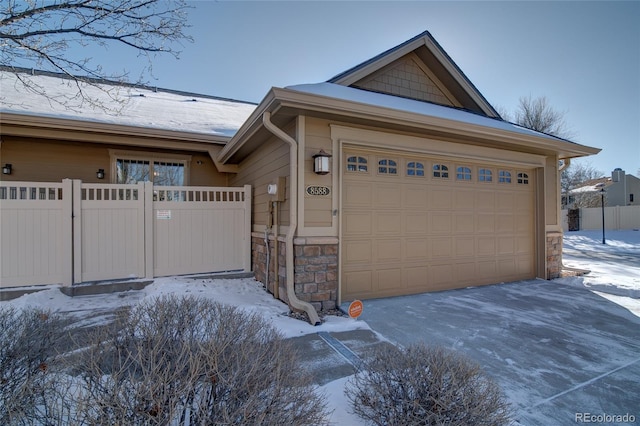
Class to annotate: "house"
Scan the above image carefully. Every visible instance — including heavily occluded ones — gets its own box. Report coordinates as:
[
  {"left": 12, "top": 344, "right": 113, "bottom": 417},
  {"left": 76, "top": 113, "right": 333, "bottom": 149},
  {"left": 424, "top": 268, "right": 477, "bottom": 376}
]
[
  {"left": 567, "top": 169, "right": 640, "bottom": 208},
  {"left": 1, "top": 32, "right": 600, "bottom": 323}
]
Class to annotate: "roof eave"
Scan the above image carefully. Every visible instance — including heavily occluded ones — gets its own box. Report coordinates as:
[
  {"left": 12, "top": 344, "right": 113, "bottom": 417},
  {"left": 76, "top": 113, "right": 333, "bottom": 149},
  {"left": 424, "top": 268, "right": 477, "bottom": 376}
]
[
  {"left": 0, "top": 112, "right": 230, "bottom": 146},
  {"left": 217, "top": 87, "right": 600, "bottom": 164}
]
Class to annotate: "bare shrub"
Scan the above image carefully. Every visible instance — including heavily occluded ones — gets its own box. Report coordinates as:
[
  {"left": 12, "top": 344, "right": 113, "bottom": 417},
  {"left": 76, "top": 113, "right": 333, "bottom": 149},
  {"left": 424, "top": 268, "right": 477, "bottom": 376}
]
[
  {"left": 346, "top": 344, "right": 511, "bottom": 425},
  {"left": 0, "top": 305, "right": 67, "bottom": 425},
  {"left": 72, "top": 295, "right": 329, "bottom": 425}
]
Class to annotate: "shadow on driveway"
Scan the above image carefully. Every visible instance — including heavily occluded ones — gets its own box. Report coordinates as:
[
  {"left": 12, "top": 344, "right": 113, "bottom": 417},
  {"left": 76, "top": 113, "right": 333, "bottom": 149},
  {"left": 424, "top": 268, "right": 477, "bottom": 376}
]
[{"left": 348, "top": 280, "right": 640, "bottom": 425}]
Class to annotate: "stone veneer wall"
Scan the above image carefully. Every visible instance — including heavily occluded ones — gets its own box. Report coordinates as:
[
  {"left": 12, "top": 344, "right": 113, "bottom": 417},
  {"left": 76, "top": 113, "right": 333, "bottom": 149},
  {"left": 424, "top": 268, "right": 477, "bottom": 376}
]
[
  {"left": 546, "top": 231, "right": 563, "bottom": 279},
  {"left": 251, "top": 233, "right": 338, "bottom": 312}
]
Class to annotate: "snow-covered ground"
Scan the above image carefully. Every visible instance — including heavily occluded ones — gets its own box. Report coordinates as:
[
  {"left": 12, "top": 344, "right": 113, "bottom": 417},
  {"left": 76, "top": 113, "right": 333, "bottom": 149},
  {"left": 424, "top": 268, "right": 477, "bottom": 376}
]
[
  {"left": 559, "top": 229, "right": 640, "bottom": 316},
  {"left": 2, "top": 229, "right": 638, "bottom": 424}
]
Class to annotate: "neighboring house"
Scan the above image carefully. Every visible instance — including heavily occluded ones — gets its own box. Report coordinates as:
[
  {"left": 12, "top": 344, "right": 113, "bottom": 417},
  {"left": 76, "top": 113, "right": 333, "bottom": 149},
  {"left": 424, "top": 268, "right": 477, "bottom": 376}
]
[
  {"left": 1, "top": 31, "right": 600, "bottom": 319},
  {"left": 567, "top": 169, "right": 640, "bottom": 208}
]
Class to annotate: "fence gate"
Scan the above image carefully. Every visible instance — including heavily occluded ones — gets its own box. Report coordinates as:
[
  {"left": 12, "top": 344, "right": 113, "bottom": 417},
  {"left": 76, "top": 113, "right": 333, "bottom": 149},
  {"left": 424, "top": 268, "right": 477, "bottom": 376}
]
[{"left": 0, "top": 180, "right": 252, "bottom": 288}]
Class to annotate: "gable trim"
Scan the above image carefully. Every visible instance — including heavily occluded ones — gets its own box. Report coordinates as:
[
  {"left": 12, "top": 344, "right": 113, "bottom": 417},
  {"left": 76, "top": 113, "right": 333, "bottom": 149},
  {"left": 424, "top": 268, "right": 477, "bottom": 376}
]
[{"left": 328, "top": 31, "right": 500, "bottom": 118}]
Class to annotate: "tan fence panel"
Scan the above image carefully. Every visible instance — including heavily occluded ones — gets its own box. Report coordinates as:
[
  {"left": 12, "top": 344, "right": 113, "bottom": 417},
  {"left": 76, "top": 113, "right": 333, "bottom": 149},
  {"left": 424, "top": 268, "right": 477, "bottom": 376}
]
[
  {"left": 620, "top": 206, "right": 640, "bottom": 230},
  {"left": 76, "top": 182, "right": 146, "bottom": 282},
  {"left": 153, "top": 186, "right": 251, "bottom": 277},
  {"left": 0, "top": 181, "right": 71, "bottom": 287},
  {"left": 562, "top": 205, "right": 640, "bottom": 231}
]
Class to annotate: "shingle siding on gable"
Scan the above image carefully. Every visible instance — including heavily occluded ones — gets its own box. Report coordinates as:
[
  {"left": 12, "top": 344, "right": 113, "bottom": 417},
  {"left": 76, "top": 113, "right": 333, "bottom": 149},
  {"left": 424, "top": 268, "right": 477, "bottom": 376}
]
[{"left": 353, "top": 56, "right": 452, "bottom": 106}]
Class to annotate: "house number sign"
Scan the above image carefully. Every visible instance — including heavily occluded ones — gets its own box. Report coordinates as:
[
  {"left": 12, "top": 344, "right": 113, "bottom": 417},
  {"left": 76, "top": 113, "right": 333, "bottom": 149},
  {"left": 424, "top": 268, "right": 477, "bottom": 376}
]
[{"left": 306, "top": 185, "right": 330, "bottom": 196}]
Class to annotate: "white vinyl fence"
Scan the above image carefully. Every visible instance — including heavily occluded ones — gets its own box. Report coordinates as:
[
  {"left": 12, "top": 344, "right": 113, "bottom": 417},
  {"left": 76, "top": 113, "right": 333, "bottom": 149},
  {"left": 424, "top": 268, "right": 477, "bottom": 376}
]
[
  {"left": 1, "top": 180, "right": 251, "bottom": 288},
  {"left": 562, "top": 205, "right": 640, "bottom": 232}
]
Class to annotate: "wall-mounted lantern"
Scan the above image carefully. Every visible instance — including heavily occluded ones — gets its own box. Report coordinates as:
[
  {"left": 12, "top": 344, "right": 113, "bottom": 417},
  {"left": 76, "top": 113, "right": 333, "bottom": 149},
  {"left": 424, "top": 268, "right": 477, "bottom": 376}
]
[
  {"left": 96, "top": 169, "right": 105, "bottom": 179},
  {"left": 312, "top": 149, "right": 332, "bottom": 175},
  {"left": 2, "top": 164, "right": 12, "bottom": 175}
]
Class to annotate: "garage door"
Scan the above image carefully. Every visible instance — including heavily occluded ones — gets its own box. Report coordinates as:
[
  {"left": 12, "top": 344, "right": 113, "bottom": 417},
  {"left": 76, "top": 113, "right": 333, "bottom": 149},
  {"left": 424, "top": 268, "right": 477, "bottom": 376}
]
[{"left": 341, "top": 148, "right": 536, "bottom": 301}]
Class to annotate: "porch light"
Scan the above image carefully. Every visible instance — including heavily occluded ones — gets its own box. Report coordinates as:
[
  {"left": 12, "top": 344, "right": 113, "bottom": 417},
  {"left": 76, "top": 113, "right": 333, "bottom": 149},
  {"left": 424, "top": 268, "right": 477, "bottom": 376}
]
[
  {"left": 312, "top": 149, "right": 332, "bottom": 175},
  {"left": 96, "top": 169, "right": 105, "bottom": 179},
  {"left": 2, "top": 164, "right": 11, "bottom": 175}
]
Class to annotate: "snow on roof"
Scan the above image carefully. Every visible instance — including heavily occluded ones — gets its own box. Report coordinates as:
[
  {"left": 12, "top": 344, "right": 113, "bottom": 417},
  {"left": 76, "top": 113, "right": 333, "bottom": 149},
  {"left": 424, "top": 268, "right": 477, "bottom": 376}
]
[
  {"left": 0, "top": 70, "right": 256, "bottom": 137},
  {"left": 286, "top": 82, "right": 567, "bottom": 142},
  {"left": 569, "top": 178, "right": 610, "bottom": 194}
]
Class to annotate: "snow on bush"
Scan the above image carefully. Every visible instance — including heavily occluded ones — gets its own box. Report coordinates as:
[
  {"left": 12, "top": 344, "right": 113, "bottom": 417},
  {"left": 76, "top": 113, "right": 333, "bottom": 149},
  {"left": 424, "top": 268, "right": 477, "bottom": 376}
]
[
  {"left": 2, "top": 296, "right": 330, "bottom": 425},
  {"left": 346, "top": 344, "right": 511, "bottom": 425}
]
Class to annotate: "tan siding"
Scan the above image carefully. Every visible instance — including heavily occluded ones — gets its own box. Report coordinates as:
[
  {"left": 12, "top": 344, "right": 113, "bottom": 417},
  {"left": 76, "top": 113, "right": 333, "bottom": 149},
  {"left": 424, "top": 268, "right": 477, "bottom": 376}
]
[
  {"left": 303, "top": 117, "right": 334, "bottom": 228},
  {"left": 1, "top": 137, "right": 109, "bottom": 183},
  {"left": 353, "top": 55, "right": 455, "bottom": 106},
  {"left": 0, "top": 137, "right": 226, "bottom": 185},
  {"left": 230, "top": 136, "right": 290, "bottom": 229}
]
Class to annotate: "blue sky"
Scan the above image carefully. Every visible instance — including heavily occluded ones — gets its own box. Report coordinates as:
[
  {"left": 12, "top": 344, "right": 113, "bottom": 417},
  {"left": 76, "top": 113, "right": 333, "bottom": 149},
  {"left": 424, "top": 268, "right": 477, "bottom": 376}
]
[{"left": 77, "top": 1, "right": 640, "bottom": 176}]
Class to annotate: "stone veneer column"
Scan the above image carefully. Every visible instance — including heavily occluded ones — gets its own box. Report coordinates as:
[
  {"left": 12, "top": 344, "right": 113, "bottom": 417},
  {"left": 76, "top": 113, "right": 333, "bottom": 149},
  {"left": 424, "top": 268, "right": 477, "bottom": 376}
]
[
  {"left": 251, "top": 233, "right": 338, "bottom": 312},
  {"left": 546, "top": 231, "right": 563, "bottom": 279}
]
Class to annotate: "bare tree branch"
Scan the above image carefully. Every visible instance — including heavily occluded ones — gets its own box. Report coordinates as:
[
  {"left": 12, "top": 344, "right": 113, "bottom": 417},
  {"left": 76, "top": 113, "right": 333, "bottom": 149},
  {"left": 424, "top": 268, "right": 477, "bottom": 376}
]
[
  {"left": 0, "top": 0, "right": 192, "bottom": 110},
  {"left": 513, "top": 95, "right": 574, "bottom": 139}
]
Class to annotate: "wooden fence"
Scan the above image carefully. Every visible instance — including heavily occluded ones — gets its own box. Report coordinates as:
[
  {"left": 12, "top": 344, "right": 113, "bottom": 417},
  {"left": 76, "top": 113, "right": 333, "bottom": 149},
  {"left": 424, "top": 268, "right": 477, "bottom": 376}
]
[{"left": 1, "top": 180, "right": 251, "bottom": 288}]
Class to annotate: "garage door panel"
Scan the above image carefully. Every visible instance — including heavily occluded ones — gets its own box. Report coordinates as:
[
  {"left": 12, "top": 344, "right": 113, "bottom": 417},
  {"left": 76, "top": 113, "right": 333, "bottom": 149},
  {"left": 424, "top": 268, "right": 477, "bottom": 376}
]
[
  {"left": 405, "top": 212, "right": 428, "bottom": 234},
  {"left": 516, "top": 236, "right": 533, "bottom": 254},
  {"left": 375, "top": 239, "right": 402, "bottom": 263},
  {"left": 430, "top": 237, "right": 452, "bottom": 258},
  {"left": 476, "top": 214, "right": 495, "bottom": 233},
  {"left": 342, "top": 149, "right": 536, "bottom": 301},
  {"left": 476, "top": 191, "right": 495, "bottom": 211},
  {"left": 344, "top": 181, "right": 373, "bottom": 207},
  {"left": 404, "top": 266, "right": 429, "bottom": 289},
  {"left": 375, "top": 212, "right": 402, "bottom": 234},
  {"left": 454, "top": 262, "right": 476, "bottom": 283},
  {"left": 517, "top": 255, "right": 534, "bottom": 275},
  {"left": 377, "top": 268, "right": 403, "bottom": 291},
  {"left": 497, "top": 192, "right": 515, "bottom": 210},
  {"left": 455, "top": 190, "right": 475, "bottom": 209},
  {"left": 430, "top": 263, "right": 454, "bottom": 286},
  {"left": 431, "top": 213, "right": 452, "bottom": 233},
  {"left": 454, "top": 213, "right": 474, "bottom": 233},
  {"left": 344, "top": 240, "right": 372, "bottom": 263},
  {"left": 455, "top": 236, "right": 475, "bottom": 257},
  {"left": 477, "top": 237, "right": 496, "bottom": 256},
  {"left": 344, "top": 212, "right": 372, "bottom": 236},
  {"left": 478, "top": 260, "right": 497, "bottom": 279},
  {"left": 375, "top": 183, "right": 402, "bottom": 207},
  {"left": 430, "top": 188, "right": 452, "bottom": 209},
  {"left": 405, "top": 239, "right": 429, "bottom": 261},
  {"left": 343, "top": 270, "right": 373, "bottom": 296},
  {"left": 497, "top": 237, "right": 515, "bottom": 255},
  {"left": 496, "top": 215, "right": 515, "bottom": 233},
  {"left": 498, "top": 258, "right": 516, "bottom": 276},
  {"left": 405, "top": 185, "right": 428, "bottom": 208}
]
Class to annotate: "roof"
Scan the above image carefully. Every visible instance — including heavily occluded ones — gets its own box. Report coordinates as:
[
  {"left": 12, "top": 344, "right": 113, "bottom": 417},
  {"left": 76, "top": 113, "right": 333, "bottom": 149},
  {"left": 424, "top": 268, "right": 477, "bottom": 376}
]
[
  {"left": 328, "top": 30, "right": 500, "bottom": 118},
  {"left": 0, "top": 68, "right": 256, "bottom": 137},
  {"left": 287, "top": 82, "right": 569, "bottom": 143}
]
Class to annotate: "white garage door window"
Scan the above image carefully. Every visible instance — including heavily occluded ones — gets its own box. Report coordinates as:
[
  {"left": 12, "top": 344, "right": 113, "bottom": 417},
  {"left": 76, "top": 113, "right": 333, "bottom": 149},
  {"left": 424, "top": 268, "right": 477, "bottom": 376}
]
[{"left": 341, "top": 149, "right": 535, "bottom": 301}]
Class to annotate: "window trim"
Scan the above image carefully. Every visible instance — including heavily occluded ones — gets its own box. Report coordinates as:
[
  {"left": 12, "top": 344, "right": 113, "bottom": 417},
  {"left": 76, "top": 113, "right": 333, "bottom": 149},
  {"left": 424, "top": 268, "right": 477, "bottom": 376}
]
[
  {"left": 498, "top": 169, "right": 512, "bottom": 184},
  {"left": 406, "top": 160, "right": 425, "bottom": 177},
  {"left": 109, "top": 149, "right": 191, "bottom": 185},
  {"left": 432, "top": 163, "right": 449, "bottom": 179},
  {"left": 478, "top": 168, "right": 493, "bottom": 183},
  {"left": 346, "top": 155, "right": 369, "bottom": 173},
  {"left": 456, "top": 165, "right": 472, "bottom": 181},
  {"left": 377, "top": 158, "right": 398, "bottom": 175}
]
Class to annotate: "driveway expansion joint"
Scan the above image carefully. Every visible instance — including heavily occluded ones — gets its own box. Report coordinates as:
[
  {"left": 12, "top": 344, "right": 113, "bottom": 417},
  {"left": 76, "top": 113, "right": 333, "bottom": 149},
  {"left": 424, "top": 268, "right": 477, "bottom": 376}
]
[{"left": 317, "top": 331, "right": 362, "bottom": 369}]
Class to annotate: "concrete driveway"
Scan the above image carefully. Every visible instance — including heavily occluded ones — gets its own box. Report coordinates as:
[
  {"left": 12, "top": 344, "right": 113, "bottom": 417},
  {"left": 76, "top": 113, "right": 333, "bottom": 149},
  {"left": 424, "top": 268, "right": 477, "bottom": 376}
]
[{"left": 350, "top": 280, "right": 640, "bottom": 425}]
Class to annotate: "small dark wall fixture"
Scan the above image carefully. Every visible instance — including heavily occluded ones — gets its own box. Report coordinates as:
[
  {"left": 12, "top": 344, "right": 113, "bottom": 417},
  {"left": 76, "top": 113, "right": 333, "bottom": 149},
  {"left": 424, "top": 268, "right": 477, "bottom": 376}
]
[
  {"left": 2, "top": 164, "right": 12, "bottom": 175},
  {"left": 96, "top": 169, "right": 105, "bottom": 179}
]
